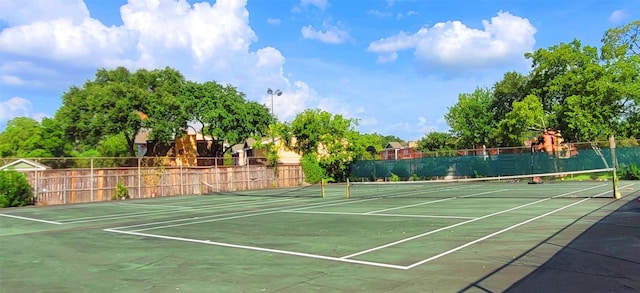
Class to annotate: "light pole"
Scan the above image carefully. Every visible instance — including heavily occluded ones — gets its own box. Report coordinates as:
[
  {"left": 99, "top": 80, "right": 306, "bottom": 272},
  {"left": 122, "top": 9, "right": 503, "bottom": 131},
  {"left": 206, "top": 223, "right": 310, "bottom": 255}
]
[
  {"left": 266, "top": 88, "right": 282, "bottom": 182},
  {"left": 267, "top": 88, "right": 282, "bottom": 119}
]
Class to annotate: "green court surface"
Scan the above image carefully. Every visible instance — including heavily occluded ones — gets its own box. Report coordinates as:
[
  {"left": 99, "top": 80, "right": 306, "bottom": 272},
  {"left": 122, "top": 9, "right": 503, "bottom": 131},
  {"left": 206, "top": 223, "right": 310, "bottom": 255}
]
[{"left": 1, "top": 181, "right": 638, "bottom": 292}]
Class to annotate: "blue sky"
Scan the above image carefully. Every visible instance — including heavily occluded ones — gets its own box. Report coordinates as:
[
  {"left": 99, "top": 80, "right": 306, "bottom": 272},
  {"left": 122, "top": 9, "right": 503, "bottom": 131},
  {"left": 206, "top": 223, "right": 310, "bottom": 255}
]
[{"left": 0, "top": 0, "right": 638, "bottom": 141}]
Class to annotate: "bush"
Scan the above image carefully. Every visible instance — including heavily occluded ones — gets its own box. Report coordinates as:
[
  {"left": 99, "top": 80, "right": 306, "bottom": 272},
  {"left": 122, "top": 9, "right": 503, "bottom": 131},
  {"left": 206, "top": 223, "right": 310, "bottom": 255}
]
[
  {"left": 619, "top": 163, "right": 640, "bottom": 180},
  {"left": 301, "top": 153, "right": 324, "bottom": 184},
  {"left": 112, "top": 182, "right": 129, "bottom": 200},
  {"left": 0, "top": 171, "right": 34, "bottom": 208}
]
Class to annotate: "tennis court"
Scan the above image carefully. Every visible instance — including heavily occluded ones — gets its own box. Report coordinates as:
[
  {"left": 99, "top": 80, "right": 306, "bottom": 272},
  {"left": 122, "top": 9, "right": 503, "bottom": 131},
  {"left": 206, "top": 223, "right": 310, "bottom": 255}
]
[{"left": 1, "top": 176, "right": 638, "bottom": 292}]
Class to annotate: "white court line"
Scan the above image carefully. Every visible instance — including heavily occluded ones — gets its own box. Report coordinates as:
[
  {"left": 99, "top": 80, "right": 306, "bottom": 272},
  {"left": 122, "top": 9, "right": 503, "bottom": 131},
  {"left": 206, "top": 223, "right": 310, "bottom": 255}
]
[
  {"left": 103, "top": 183, "right": 627, "bottom": 270},
  {"left": 365, "top": 189, "right": 508, "bottom": 214},
  {"left": 405, "top": 196, "right": 595, "bottom": 269},
  {"left": 340, "top": 184, "right": 608, "bottom": 259},
  {"left": 282, "top": 210, "right": 476, "bottom": 219},
  {"left": 113, "top": 197, "right": 379, "bottom": 231},
  {"left": 61, "top": 197, "right": 298, "bottom": 224},
  {"left": 115, "top": 202, "right": 203, "bottom": 209},
  {"left": 103, "top": 228, "right": 406, "bottom": 270},
  {"left": 0, "top": 213, "right": 63, "bottom": 225}
]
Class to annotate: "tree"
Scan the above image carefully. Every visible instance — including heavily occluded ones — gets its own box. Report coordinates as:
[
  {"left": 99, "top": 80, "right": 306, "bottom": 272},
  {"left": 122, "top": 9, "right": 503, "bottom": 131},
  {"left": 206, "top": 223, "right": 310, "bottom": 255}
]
[
  {"left": 601, "top": 19, "right": 639, "bottom": 60},
  {"left": 289, "top": 109, "right": 359, "bottom": 181},
  {"left": 417, "top": 131, "right": 457, "bottom": 152},
  {"left": 525, "top": 39, "right": 634, "bottom": 141},
  {"left": 0, "top": 117, "right": 68, "bottom": 158},
  {"left": 601, "top": 20, "right": 640, "bottom": 138},
  {"left": 490, "top": 71, "right": 529, "bottom": 121},
  {"left": 180, "top": 81, "right": 271, "bottom": 157},
  {"left": 494, "top": 95, "right": 546, "bottom": 146},
  {"left": 56, "top": 67, "right": 188, "bottom": 158},
  {"left": 444, "top": 87, "right": 496, "bottom": 148}
]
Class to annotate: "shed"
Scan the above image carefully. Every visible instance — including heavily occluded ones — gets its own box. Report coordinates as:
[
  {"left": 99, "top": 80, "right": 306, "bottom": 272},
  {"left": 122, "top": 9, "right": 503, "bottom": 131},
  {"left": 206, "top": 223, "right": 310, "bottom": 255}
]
[{"left": 0, "top": 159, "right": 50, "bottom": 171}]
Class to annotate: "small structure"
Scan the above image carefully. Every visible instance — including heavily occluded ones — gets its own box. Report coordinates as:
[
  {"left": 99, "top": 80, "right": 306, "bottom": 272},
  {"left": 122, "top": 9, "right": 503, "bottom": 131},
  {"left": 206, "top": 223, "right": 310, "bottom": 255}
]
[
  {"left": 0, "top": 159, "right": 50, "bottom": 172},
  {"left": 380, "top": 141, "right": 421, "bottom": 160},
  {"left": 1, "top": 159, "right": 51, "bottom": 203}
]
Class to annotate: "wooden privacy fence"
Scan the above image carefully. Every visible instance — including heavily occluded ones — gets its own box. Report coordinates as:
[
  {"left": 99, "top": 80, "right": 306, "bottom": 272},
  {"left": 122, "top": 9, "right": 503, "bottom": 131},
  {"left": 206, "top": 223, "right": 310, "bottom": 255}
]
[{"left": 27, "top": 164, "right": 305, "bottom": 205}]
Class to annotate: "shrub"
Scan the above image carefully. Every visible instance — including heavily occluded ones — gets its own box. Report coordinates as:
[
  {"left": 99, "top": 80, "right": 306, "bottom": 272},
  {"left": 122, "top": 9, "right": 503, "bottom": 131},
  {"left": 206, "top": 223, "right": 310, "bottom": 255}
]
[
  {"left": 619, "top": 163, "right": 640, "bottom": 180},
  {"left": 0, "top": 171, "right": 34, "bottom": 208},
  {"left": 301, "top": 153, "right": 324, "bottom": 184},
  {"left": 112, "top": 182, "right": 129, "bottom": 200}
]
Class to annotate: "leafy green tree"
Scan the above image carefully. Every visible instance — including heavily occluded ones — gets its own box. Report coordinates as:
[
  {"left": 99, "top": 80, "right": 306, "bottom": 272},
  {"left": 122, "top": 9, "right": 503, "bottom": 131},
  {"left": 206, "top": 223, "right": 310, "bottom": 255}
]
[
  {"left": 601, "top": 19, "right": 639, "bottom": 59},
  {"left": 180, "top": 81, "right": 271, "bottom": 157},
  {"left": 525, "top": 38, "right": 636, "bottom": 141},
  {"left": 601, "top": 20, "right": 640, "bottom": 138},
  {"left": 289, "top": 109, "right": 359, "bottom": 181},
  {"left": 444, "top": 87, "right": 496, "bottom": 148},
  {"left": 490, "top": 71, "right": 529, "bottom": 121},
  {"left": 56, "top": 67, "right": 188, "bottom": 158},
  {"left": 494, "top": 95, "right": 546, "bottom": 146},
  {"left": 0, "top": 117, "right": 43, "bottom": 157},
  {"left": 0, "top": 117, "right": 68, "bottom": 158},
  {"left": 417, "top": 131, "right": 457, "bottom": 152}
]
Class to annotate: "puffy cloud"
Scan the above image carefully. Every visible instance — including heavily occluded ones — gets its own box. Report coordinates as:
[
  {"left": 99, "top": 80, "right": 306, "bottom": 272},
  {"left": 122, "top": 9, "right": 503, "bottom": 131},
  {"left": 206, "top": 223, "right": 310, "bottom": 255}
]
[
  {"left": 0, "top": 97, "right": 31, "bottom": 121},
  {"left": 367, "top": 11, "right": 536, "bottom": 72},
  {"left": 0, "top": 0, "right": 89, "bottom": 26},
  {"left": 608, "top": 10, "right": 628, "bottom": 23},
  {"left": 301, "top": 22, "right": 350, "bottom": 44}
]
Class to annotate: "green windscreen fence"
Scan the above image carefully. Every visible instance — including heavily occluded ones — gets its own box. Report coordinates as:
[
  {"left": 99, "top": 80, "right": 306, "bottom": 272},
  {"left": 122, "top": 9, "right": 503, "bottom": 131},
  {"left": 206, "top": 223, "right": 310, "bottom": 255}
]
[{"left": 350, "top": 145, "right": 640, "bottom": 179}]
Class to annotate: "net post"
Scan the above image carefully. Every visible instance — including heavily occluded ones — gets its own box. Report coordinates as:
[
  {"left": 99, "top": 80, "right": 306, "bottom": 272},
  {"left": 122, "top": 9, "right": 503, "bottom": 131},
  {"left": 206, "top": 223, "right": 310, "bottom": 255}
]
[
  {"left": 609, "top": 136, "right": 621, "bottom": 199},
  {"left": 321, "top": 179, "right": 325, "bottom": 198},
  {"left": 346, "top": 178, "right": 350, "bottom": 199},
  {"left": 612, "top": 169, "right": 621, "bottom": 199}
]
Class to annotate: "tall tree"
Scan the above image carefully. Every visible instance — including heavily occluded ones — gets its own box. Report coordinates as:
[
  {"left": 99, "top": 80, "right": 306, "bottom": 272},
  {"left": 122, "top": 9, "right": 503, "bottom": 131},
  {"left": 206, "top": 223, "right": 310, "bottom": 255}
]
[
  {"left": 180, "top": 81, "right": 271, "bottom": 157},
  {"left": 525, "top": 39, "right": 630, "bottom": 141},
  {"left": 289, "top": 109, "right": 359, "bottom": 181},
  {"left": 490, "top": 71, "right": 529, "bottom": 121},
  {"left": 56, "top": 67, "right": 188, "bottom": 157},
  {"left": 601, "top": 20, "right": 640, "bottom": 138},
  {"left": 417, "top": 131, "right": 457, "bottom": 152},
  {"left": 444, "top": 87, "right": 496, "bottom": 148},
  {"left": 493, "top": 95, "right": 546, "bottom": 146}
]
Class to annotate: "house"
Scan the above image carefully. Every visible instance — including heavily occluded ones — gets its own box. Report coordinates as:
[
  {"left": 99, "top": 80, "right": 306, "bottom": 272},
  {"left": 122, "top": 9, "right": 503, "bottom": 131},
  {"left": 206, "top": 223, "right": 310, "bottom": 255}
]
[
  {"left": 134, "top": 129, "right": 229, "bottom": 166},
  {"left": 232, "top": 137, "right": 301, "bottom": 166},
  {"left": 380, "top": 141, "right": 422, "bottom": 160}
]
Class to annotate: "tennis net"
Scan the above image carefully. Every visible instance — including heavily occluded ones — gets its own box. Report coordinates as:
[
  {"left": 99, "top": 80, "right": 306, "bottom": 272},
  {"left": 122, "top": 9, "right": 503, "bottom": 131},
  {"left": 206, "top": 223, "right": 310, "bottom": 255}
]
[
  {"left": 346, "top": 168, "right": 619, "bottom": 199},
  {"left": 200, "top": 180, "right": 324, "bottom": 198}
]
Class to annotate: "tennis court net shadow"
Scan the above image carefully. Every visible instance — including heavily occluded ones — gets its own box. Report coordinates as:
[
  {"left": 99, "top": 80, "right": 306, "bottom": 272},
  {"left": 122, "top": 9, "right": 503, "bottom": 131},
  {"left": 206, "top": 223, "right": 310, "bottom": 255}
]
[{"left": 458, "top": 193, "right": 640, "bottom": 293}]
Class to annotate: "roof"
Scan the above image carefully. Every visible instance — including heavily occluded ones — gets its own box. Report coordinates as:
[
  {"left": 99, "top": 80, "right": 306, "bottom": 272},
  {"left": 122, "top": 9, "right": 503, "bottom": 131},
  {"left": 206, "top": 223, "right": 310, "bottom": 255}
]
[
  {"left": 385, "top": 142, "right": 404, "bottom": 149},
  {"left": 231, "top": 143, "right": 244, "bottom": 153},
  {"left": 0, "top": 159, "right": 50, "bottom": 171}
]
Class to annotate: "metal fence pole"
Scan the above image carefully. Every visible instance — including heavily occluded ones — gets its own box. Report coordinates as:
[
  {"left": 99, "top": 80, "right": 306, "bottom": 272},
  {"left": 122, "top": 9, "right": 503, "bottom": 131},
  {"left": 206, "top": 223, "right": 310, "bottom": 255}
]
[{"left": 138, "top": 157, "right": 142, "bottom": 198}]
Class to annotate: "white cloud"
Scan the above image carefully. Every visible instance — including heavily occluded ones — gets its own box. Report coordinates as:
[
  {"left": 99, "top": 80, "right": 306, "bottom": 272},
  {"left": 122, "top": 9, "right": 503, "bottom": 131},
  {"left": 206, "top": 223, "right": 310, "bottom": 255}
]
[
  {"left": 301, "top": 22, "right": 350, "bottom": 44},
  {"left": 266, "top": 18, "right": 281, "bottom": 25},
  {"left": 262, "top": 81, "right": 315, "bottom": 121},
  {"left": 608, "top": 10, "right": 628, "bottom": 23},
  {"left": 367, "top": 11, "right": 536, "bottom": 72},
  {"left": 368, "top": 10, "right": 392, "bottom": 17},
  {"left": 0, "top": 0, "right": 89, "bottom": 26},
  {"left": 300, "top": 0, "right": 329, "bottom": 10},
  {"left": 0, "top": 0, "right": 324, "bottom": 121},
  {"left": 0, "top": 97, "right": 31, "bottom": 121}
]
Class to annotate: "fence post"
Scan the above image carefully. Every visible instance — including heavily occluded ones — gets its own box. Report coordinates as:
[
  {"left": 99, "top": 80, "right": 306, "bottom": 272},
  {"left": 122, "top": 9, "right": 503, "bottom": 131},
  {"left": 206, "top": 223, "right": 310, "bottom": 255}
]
[
  {"left": 138, "top": 157, "right": 142, "bottom": 198},
  {"left": 63, "top": 173, "right": 67, "bottom": 205},
  {"left": 90, "top": 158, "right": 94, "bottom": 202}
]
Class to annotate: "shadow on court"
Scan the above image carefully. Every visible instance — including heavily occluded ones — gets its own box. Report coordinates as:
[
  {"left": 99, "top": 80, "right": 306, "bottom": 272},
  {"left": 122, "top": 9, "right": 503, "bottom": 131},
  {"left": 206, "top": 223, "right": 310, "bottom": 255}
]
[{"left": 461, "top": 194, "right": 640, "bottom": 293}]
